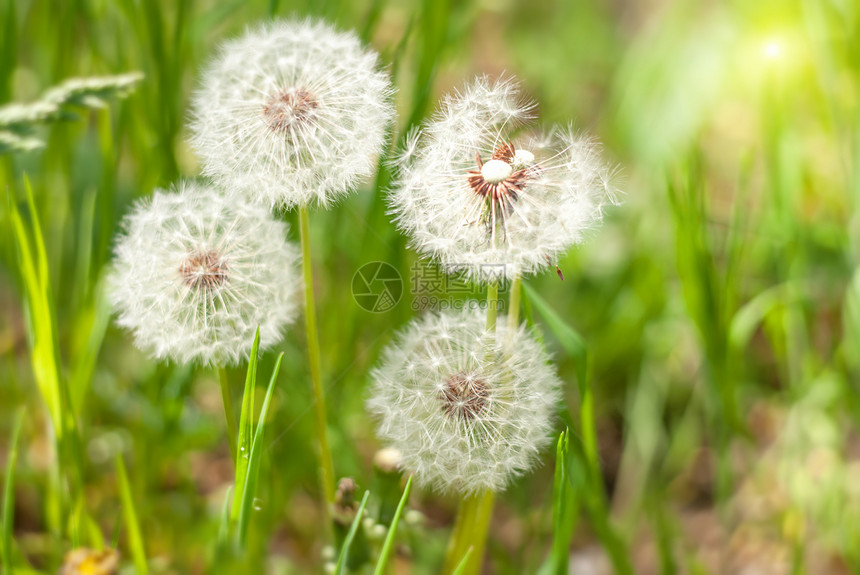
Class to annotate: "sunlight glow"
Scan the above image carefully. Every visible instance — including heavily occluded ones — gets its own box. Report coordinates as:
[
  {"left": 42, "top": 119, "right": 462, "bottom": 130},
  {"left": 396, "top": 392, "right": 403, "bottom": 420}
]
[{"left": 764, "top": 40, "right": 783, "bottom": 59}]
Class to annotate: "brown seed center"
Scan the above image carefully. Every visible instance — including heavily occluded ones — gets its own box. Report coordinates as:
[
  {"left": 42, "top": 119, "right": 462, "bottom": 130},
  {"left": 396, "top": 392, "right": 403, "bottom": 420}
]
[
  {"left": 179, "top": 250, "right": 228, "bottom": 292},
  {"left": 466, "top": 141, "right": 529, "bottom": 219},
  {"left": 262, "top": 87, "right": 318, "bottom": 132},
  {"left": 440, "top": 371, "right": 490, "bottom": 421}
]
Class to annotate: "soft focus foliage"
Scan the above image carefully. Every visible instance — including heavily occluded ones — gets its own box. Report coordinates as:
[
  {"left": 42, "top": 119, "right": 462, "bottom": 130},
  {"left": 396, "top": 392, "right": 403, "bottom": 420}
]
[{"left": 0, "top": 0, "right": 858, "bottom": 573}]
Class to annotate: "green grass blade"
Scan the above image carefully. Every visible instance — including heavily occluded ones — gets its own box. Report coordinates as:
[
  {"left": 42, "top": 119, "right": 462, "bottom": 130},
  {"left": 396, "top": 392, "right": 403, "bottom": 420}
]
[
  {"left": 2, "top": 409, "right": 24, "bottom": 573},
  {"left": 236, "top": 352, "right": 284, "bottom": 548},
  {"left": 451, "top": 548, "right": 474, "bottom": 575},
  {"left": 522, "top": 283, "right": 595, "bottom": 468},
  {"left": 522, "top": 283, "right": 588, "bottom": 392},
  {"left": 8, "top": 178, "right": 64, "bottom": 436},
  {"left": 231, "top": 327, "right": 260, "bottom": 524},
  {"left": 523, "top": 284, "right": 632, "bottom": 574},
  {"left": 216, "top": 486, "right": 233, "bottom": 557},
  {"left": 334, "top": 490, "right": 371, "bottom": 575},
  {"left": 373, "top": 474, "right": 413, "bottom": 575},
  {"left": 538, "top": 430, "right": 578, "bottom": 575},
  {"left": 115, "top": 456, "right": 148, "bottom": 575}
]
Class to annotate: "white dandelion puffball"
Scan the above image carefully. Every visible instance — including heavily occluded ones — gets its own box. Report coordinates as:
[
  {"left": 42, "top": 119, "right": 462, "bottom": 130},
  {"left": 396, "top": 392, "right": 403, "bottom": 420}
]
[
  {"left": 389, "top": 76, "right": 618, "bottom": 283},
  {"left": 108, "top": 181, "right": 301, "bottom": 365},
  {"left": 189, "top": 19, "right": 395, "bottom": 210},
  {"left": 367, "top": 308, "right": 562, "bottom": 495}
]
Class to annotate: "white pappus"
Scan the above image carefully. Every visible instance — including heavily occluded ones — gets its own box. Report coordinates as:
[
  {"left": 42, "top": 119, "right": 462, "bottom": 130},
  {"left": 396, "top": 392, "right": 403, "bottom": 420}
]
[
  {"left": 189, "top": 19, "right": 395, "bottom": 210},
  {"left": 366, "top": 308, "right": 562, "bottom": 495},
  {"left": 388, "top": 76, "right": 619, "bottom": 284},
  {"left": 108, "top": 180, "right": 302, "bottom": 365}
]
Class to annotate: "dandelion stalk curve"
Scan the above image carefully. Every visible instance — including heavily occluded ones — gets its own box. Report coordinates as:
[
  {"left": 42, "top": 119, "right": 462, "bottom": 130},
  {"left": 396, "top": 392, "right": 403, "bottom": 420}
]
[{"left": 299, "top": 205, "right": 336, "bottom": 522}]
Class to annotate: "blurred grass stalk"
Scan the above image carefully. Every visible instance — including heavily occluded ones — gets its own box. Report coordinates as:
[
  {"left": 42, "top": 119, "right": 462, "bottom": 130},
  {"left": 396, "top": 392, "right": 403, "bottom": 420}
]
[
  {"left": 667, "top": 161, "right": 744, "bottom": 504},
  {"left": 7, "top": 178, "right": 95, "bottom": 542},
  {"left": 1, "top": 409, "right": 24, "bottom": 573},
  {"left": 538, "top": 430, "right": 577, "bottom": 575},
  {"left": 299, "top": 205, "right": 336, "bottom": 531},
  {"left": 524, "top": 283, "right": 634, "bottom": 574}
]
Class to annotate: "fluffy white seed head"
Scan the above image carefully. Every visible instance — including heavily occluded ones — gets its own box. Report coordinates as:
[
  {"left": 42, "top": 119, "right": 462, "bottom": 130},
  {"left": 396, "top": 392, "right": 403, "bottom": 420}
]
[
  {"left": 367, "top": 308, "right": 562, "bottom": 495},
  {"left": 108, "top": 181, "right": 301, "bottom": 365},
  {"left": 389, "top": 76, "right": 619, "bottom": 283},
  {"left": 189, "top": 19, "right": 395, "bottom": 210}
]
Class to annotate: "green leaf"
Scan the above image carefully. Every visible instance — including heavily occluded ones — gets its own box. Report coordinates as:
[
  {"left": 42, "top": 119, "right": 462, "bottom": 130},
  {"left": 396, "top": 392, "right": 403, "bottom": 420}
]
[
  {"left": 522, "top": 283, "right": 595, "bottom": 470},
  {"left": 116, "top": 456, "right": 148, "bottom": 575},
  {"left": 334, "top": 490, "right": 371, "bottom": 575},
  {"left": 373, "top": 475, "right": 413, "bottom": 575},
  {"left": 538, "top": 430, "right": 578, "bottom": 575},
  {"left": 451, "top": 548, "right": 474, "bottom": 575},
  {"left": 8, "top": 177, "right": 64, "bottom": 437},
  {"left": 231, "top": 327, "right": 260, "bottom": 525},
  {"left": 215, "top": 485, "right": 233, "bottom": 563},
  {"left": 729, "top": 282, "right": 798, "bottom": 349},
  {"left": 2, "top": 409, "right": 24, "bottom": 573},
  {"left": 523, "top": 285, "right": 632, "bottom": 575},
  {"left": 522, "top": 283, "right": 588, "bottom": 393},
  {"left": 236, "top": 352, "right": 284, "bottom": 548}
]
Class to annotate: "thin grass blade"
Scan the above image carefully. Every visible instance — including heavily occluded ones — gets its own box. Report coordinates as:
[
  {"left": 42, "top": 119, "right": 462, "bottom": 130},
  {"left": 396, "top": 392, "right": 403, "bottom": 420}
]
[
  {"left": 2, "top": 409, "right": 24, "bottom": 573},
  {"left": 8, "top": 178, "right": 64, "bottom": 436},
  {"left": 115, "top": 456, "right": 148, "bottom": 575},
  {"left": 451, "top": 548, "right": 474, "bottom": 575},
  {"left": 231, "top": 327, "right": 260, "bottom": 524},
  {"left": 334, "top": 490, "right": 371, "bottom": 575},
  {"left": 215, "top": 485, "right": 233, "bottom": 561},
  {"left": 538, "top": 430, "right": 578, "bottom": 575},
  {"left": 373, "top": 474, "right": 413, "bottom": 575},
  {"left": 523, "top": 283, "right": 632, "bottom": 574},
  {"left": 236, "top": 352, "right": 284, "bottom": 548}
]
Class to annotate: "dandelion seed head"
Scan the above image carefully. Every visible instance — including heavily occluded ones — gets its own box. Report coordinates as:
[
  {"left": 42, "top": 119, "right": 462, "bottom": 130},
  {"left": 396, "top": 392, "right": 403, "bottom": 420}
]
[
  {"left": 189, "top": 19, "right": 395, "bottom": 210},
  {"left": 366, "top": 308, "right": 562, "bottom": 495},
  {"left": 108, "top": 180, "right": 301, "bottom": 365},
  {"left": 388, "top": 76, "right": 619, "bottom": 283}
]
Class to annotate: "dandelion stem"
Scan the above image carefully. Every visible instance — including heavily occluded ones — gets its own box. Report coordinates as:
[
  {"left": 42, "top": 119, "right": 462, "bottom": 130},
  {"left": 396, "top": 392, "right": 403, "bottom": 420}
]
[
  {"left": 299, "top": 205, "right": 336, "bottom": 523},
  {"left": 485, "top": 282, "right": 499, "bottom": 332},
  {"left": 441, "top": 489, "right": 495, "bottom": 575},
  {"left": 442, "top": 283, "right": 501, "bottom": 574},
  {"left": 507, "top": 275, "right": 521, "bottom": 335},
  {"left": 218, "top": 367, "right": 238, "bottom": 464}
]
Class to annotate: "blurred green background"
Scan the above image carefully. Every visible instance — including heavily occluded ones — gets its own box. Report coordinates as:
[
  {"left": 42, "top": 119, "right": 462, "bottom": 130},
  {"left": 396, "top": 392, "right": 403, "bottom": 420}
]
[{"left": 1, "top": 0, "right": 858, "bottom": 573}]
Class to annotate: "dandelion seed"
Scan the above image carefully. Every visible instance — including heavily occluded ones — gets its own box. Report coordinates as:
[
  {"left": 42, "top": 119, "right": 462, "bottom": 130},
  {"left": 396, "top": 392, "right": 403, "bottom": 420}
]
[
  {"left": 366, "top": 308, "right": 562, "bottom": 495},
  {"left": 389, "top": 76, "right": 619, "bottom": 283},
  {"left": 189, "top": 19, "right": 395, "bottom": 210},
  {"left": 108, "top": 180, "right": 301, "bottom": 365}
]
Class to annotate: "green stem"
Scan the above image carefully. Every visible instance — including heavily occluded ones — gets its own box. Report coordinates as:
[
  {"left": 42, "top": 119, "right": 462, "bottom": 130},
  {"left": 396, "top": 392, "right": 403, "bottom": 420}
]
[
  {"left": 441, "top": 490, "right": 495, "bottom": 575},
  {"left": 442, "top": 283, "right": 501, "bottom": 574},
  {"left": 299, "top": 206, "right": 336, "bottom": 520},
  {"left": 485, "top": 282, "right": 499, "bottom": 332},
  {"left": 218, "top": 367, "right": 238, "bottom": 464},
  {"left": 507, "top": 276, "right": 521, "bottom": 336}
]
